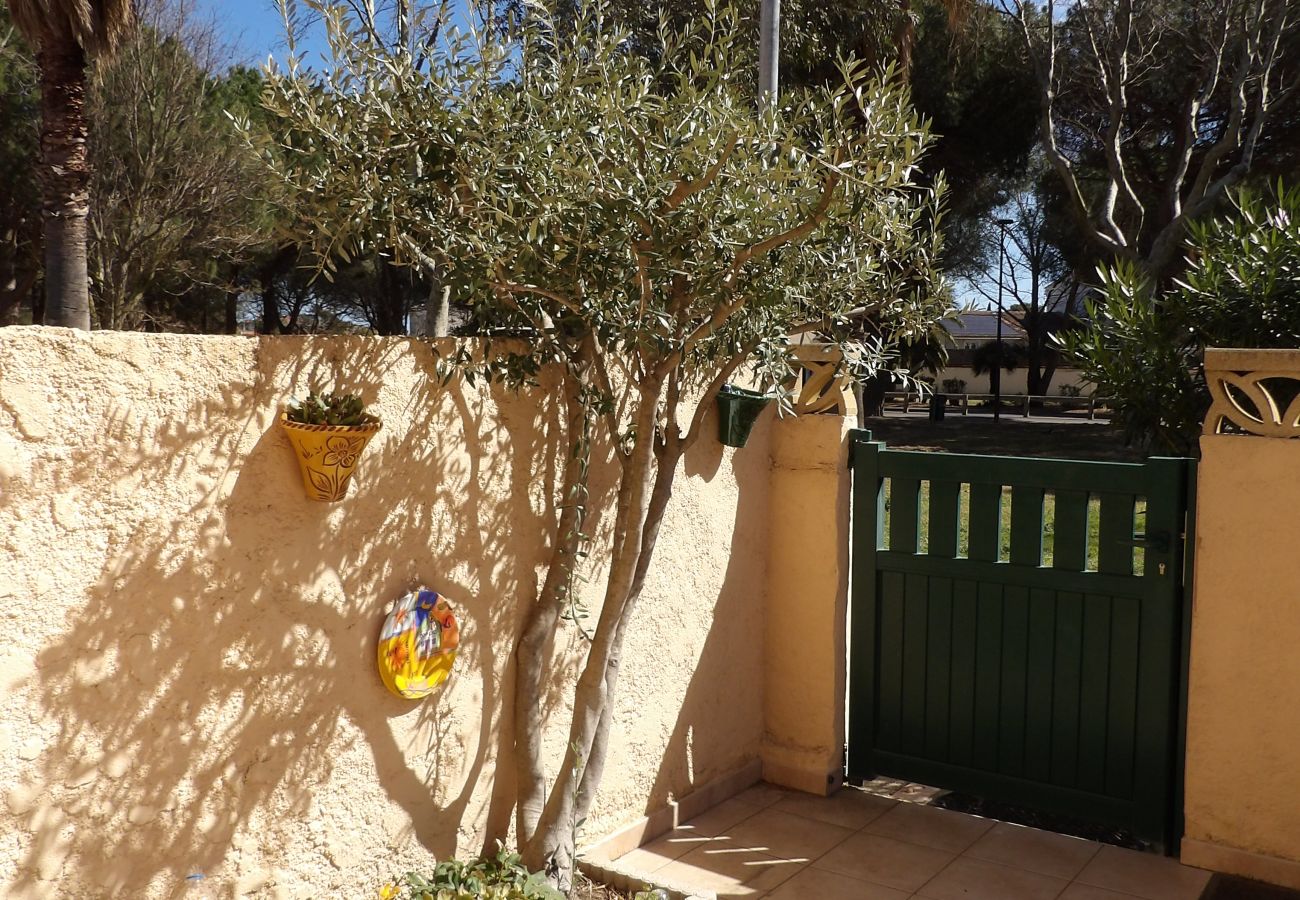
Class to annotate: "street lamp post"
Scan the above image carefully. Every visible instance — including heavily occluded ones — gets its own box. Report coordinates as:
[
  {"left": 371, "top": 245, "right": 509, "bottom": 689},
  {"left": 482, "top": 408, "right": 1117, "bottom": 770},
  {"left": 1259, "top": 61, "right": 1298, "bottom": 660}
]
[
  {"left": 993, "top": 217, "right": 1013, "bottom": 423},
  {"left": 759, "top": 0, "right": 780, "bottom": 112}
]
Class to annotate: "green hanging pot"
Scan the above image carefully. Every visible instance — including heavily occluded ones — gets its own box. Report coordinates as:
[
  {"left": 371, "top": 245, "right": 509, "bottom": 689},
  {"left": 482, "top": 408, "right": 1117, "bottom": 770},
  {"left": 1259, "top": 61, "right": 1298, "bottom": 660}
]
[{"left": 716, "top": 385, "right": 773, "bottom": 448}]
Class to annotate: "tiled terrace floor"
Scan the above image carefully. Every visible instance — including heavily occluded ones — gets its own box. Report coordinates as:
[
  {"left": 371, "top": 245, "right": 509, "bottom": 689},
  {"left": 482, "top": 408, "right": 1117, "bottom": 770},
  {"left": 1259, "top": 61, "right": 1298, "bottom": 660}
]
[{"left": 606, "top": 783, "right": 1213, "bottom": 900}]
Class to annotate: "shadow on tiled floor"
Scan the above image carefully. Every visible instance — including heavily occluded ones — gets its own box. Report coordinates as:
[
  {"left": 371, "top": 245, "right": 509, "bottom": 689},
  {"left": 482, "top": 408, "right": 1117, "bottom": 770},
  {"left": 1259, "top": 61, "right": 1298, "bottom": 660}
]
[{"left": 602, "top": 782, "right": 1214, "bottom": 900}]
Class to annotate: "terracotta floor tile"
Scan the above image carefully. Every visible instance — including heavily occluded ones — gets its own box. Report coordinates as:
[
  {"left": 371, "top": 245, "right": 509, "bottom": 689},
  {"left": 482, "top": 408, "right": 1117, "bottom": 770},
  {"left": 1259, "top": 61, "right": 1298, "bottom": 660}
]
[
  {"left": 765, "top": 866, "right": 913, "bottom": 900},
  {"left": 916, "top": 856, "right": 1068, "bottom": 900},
  {"left": 814, "top": 831, "right": 956, "bottom": 892},
  {"left": 1074, "top": 845, "right": 1212, "bottom": 900},
  {"left": 865, "top": 802, "right": 994, "bottom": 853},
  {"left": 740, "top": 856, "right": 806, "bottom": 895},
  {"left": 683, "top": 797, "right": 766, "bottom": 836},
  {"left": 721, "top": 807, "right": 856, "bottom": 861},
  {"left": 733, "top": 783, "right": 795, "bottom": 810},
  {"left": 614, "top": 845, "right": 681, "bottom": 877},
  {"left": 631, "top": 825, "right": 720, "bottom": 864},
  {"left": 773, "top": 788, "right": 898, "bottom": 831},
  {"left": 964, "top": 821, "right": 1101, "bottom": 879},
  {"left": 654, "top": 844, "right": 790, "bottom": 899},
  {"left": 1059, "top": 884, "right": 1149, "bottom": 900},
  {"left": 674, "top": 843, "right": 795, "bottom": 883}
]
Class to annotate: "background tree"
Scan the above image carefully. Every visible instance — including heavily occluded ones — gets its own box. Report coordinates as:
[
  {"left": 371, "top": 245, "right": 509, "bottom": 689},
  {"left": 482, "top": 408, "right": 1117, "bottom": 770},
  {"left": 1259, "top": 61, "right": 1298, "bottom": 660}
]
[
  {"left": 87, "top": 0, "right": 264, "bottom": 330},
  {"left": 0, "top": 6, "right": 40, "bottom": 324},
  {"left": 962, "top": 168, "right": 1077, "bottom": 394},
  {"left": 1003, "top": 0, "right": 1300, "bottom": 281},
  {"left": 1065, "top": 183, "right": 1300, "bottom": 453},
  {"left": 970, "top": 337, "right": 1027, "bottom": 395},
  {"left": 260, "top": 0, "right": 948, "bottom": 886},
  {"left": 8, "top": 0, "right": 135, "bottom": 328}
]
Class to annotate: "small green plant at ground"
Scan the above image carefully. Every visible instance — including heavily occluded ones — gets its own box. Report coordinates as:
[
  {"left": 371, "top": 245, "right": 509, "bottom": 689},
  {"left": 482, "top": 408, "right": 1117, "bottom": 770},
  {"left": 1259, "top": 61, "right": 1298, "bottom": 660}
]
[
  {"left": 385, "top": 848, "right": 566, "bottom": 900},
  {"left": 285, "top": 390, "right": 378, "bottom": 427},
  {"left": 1059, "top": 384, "right": 1082, "bottom": 398},
  {"left": 941, "top": 378, "right": 967, "bottom": 394},
  {"left": 382, "top": 848, "right": 664, "bottom": 900}
]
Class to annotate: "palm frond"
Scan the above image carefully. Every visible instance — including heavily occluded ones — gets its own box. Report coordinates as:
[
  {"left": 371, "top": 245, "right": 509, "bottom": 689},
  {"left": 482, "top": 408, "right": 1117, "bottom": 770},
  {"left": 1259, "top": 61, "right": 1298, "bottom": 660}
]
[{"left": 8, "top": 0, "right": 135, "bottom": 57}]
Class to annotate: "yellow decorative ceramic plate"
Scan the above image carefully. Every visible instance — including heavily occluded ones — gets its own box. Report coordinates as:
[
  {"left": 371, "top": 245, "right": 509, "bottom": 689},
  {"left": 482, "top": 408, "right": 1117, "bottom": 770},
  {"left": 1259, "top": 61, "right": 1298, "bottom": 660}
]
[{"left": 377, "top": 588, "right": 459, "bottom": 699}]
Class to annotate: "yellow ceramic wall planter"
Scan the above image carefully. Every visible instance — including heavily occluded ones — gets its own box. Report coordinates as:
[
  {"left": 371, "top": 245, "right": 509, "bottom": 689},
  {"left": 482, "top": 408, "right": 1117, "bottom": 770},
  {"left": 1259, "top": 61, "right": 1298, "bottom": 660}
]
[{"left": 280, "top": 413, "right": 382, "bottom": 502}]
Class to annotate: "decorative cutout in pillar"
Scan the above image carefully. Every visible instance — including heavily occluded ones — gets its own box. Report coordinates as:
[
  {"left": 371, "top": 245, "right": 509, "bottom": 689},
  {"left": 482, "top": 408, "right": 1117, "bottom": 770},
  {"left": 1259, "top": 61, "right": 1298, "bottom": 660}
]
[
  {"left": 1204, "top": 348, "right": 1300, "bottom": 438},
  {"left": 791, "top": 344, "right": 851, "bottom": 416}
]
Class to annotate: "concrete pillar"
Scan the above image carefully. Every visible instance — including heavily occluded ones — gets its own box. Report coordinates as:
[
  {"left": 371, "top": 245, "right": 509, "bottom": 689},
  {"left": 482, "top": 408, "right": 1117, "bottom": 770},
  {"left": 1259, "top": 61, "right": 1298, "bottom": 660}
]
[
  {"left": 1183, "top": 349, "right": 1300, "bottom": 888},
  {"left": 760, "top": 414, "right": 851, "bottom": 795}
]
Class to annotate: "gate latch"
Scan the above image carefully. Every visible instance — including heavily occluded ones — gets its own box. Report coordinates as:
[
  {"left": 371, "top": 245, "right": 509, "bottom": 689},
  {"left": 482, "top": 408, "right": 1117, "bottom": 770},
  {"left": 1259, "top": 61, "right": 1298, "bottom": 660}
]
[{"left": 1119, "top": 530, "right": 1171, "bottom": 554}]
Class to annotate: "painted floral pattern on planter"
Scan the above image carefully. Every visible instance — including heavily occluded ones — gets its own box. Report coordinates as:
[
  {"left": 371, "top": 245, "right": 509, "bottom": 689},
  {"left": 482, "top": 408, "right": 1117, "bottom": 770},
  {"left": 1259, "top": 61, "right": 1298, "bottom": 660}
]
[{"left": 280, "top": 414, "right": 382, "bottom": 502}]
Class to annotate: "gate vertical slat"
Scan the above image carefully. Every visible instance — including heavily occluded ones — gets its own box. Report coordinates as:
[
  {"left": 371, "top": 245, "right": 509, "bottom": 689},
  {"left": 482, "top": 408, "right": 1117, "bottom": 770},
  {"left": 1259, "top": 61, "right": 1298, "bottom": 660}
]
[
  {"left": 998, "top": 586, "right": 1031, "bottom": 777},
  {"left": 929, "top": 480, "right": 961, "bottom": 558},
  {"left": 1010, "top": 487, "right": 1046, "bottom": 566},
  {"left": 948, "top": 580, "right": 979, "bottom": 767},
  {"left": 968, "top": 483, "right": 1002, "bottom": 562},
  {"left": 901, "top": 574, "right": 930, "bottom": 750},
  {"left": 924, "top": 578, "right": 954, "bottom": 762},
  {"left": 1023, "top": 588, "right": 1057, "bottom": 783},
  {"left": 891, "top": 478, "right": 922, "bottom": 553},
  {"left": 1053, "top": 490, "right": 1090, "bottom": 571},
  {"left": 1050, "top": 592, "right": 1084, "bottom": 787},
  {"left": 1098, "top": 493, "right": 1137, "bottom": 575},
  {"left": 1106, "top": 599, "right": 1141, "bottom": 799},
  {"left": 1078, "top": 595, "right": 1114, "bottom": 794},
  {"left": 972, "top": 582, "right": 1004, "bottom": 772},
  {"left": 878, "top": 572, "right": 906, "bottom": 751}
]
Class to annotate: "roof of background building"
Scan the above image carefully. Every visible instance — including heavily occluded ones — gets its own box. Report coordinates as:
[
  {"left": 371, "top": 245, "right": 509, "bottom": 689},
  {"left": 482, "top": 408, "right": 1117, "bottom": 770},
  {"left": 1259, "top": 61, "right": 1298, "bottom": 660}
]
[{"left": 941, "top": 310, "right": 1027, "bottom": 342}]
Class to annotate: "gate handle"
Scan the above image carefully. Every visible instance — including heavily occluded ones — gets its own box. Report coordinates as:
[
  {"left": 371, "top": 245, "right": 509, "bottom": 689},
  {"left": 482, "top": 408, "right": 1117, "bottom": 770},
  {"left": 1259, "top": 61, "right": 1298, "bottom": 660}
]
[{"left": 1118, "top": 530, "right": 1171, "bottom": 553}]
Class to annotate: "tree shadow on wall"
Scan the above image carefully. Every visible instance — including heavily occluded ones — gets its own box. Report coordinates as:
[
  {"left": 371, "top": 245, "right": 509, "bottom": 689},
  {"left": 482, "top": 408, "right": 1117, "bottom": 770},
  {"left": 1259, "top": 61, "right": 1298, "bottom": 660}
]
[
  {"left": 635, "top": 413, "right": 772, "bottom": 824},
  {"left": 10, "top": 336, "right": 608, "bottom": 897}
]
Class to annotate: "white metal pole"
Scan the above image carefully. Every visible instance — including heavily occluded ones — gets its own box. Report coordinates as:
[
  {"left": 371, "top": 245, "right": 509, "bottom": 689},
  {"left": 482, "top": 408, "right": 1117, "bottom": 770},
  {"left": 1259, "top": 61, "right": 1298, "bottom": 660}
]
[{"left": 759, "top": 0, "right": 780, "bottom": 111}]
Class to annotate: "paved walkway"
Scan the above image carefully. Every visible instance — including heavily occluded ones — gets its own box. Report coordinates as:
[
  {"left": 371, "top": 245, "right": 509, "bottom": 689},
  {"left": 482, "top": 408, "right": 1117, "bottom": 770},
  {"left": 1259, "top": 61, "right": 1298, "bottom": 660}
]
[{"left": 605, "top": 783, "right": 1213, "bottom": 900}]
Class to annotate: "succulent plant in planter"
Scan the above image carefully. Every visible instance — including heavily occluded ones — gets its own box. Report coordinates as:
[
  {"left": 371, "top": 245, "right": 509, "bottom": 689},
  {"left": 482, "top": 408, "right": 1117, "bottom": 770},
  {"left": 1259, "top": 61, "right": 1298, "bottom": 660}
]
[{"left": 280, "top": 391, "right": 382, "bottom": 502}]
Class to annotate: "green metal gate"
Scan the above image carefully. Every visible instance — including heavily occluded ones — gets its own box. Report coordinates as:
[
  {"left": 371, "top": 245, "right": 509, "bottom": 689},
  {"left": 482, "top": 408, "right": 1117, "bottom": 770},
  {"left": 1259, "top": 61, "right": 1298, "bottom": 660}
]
[{"left": 847, "top": 430, "right": 1194, "bottom": 850}]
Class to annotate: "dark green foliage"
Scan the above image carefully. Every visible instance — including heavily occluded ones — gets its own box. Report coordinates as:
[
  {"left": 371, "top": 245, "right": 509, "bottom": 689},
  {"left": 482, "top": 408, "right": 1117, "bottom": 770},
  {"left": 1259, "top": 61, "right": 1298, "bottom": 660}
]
[
  {"left": 909, "top": 1, "right": 1039, "bottom": 275},
  {"left": 970, "top": 339, "right": 1027, "bottom": 377},
  {"left": 0, "top": 8, "right": 41, "bottom": 323},
  {"left": 285, "top": 391, "right": 378, "bottom": 427},
  {"left": 1066, "top": 184, "right": 1300, "bottom": 454}
]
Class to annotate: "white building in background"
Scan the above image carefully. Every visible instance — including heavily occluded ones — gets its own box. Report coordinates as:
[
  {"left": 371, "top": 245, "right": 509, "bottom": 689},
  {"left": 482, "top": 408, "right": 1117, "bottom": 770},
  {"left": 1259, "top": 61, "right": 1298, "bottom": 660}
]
[{"left": 929, "top": 309, "right": 1094, "bottom": 397}]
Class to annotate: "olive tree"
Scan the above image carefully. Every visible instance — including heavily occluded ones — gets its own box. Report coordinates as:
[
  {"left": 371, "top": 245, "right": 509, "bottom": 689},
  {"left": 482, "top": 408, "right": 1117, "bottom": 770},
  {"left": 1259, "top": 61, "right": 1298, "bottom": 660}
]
[
  {"left": 1003, "top": 0, "right": 1299, "bottom": 280},
  {"left": 257, "top": 0, "right": 947, "bottom": 885}
]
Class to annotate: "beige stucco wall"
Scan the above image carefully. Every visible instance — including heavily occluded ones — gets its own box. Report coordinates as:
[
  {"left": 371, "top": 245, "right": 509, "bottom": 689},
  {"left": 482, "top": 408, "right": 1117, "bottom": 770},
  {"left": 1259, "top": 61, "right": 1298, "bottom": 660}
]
[
  {"left": 1183, "top": 433, "right": 1300, "bottom": 887},
  {"left": 761, "top": 416, "right": 850, "bottom": 795},
  {"left": 0, "top": 328, "right": 772, "bottom": 898}
]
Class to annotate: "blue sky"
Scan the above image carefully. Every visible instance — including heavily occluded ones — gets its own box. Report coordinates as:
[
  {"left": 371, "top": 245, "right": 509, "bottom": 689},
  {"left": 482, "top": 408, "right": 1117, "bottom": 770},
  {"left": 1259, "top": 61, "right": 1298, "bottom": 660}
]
[
  {"left": 193, "top": 0, "right": 472, "bottom": 69},
  {"left": 193, "top": 0, "right": 310, "bottom": 66}
]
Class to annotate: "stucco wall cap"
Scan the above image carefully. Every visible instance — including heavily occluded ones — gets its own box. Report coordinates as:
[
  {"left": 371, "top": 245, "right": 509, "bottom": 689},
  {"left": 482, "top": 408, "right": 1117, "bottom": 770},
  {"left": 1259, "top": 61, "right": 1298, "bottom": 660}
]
[
  {"left": 1204, "top": 347, "right": 1300, "bottom": 374},
  {"left": 770, "top": 414, "right": 851, "bottom": 470}
]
